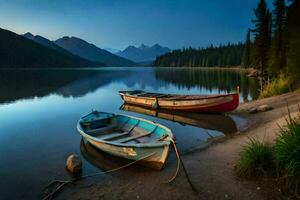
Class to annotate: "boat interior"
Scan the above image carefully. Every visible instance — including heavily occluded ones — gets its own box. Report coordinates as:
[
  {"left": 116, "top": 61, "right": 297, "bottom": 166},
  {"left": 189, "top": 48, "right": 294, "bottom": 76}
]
[
  {"left": 120, "top": 90, "right": 173, "bottom": 98},
  {"left": 120, "top": 90, "right": 228, "bottom": 100},
  {"left": 80, "top": 112, "right": 168, "bottom": 145}
]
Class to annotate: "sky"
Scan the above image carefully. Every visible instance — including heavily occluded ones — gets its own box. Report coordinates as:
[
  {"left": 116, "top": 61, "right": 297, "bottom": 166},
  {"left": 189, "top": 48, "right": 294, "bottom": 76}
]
[{"left": 0, "top": 0, "right": 273, "bottom": 50}]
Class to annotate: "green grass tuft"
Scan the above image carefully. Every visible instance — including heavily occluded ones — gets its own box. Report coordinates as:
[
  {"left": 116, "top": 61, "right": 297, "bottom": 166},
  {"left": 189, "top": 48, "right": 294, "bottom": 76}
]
[
  {"left": 237, "top": 138, "right": 274, "bottom": 177},
  {"left": 274, "top": 116, "right": 300, "bottom": 193},
  {"left": 237, "top": 111, "right": 300, "bottom": 197}
]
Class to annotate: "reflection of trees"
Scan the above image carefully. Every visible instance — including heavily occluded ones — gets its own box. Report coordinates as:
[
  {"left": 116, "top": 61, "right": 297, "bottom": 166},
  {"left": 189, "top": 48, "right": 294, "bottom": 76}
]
[
  {"left": 0, "top": 68, "right": 259, "bottom": 104},
  {"left": 154, "top": 68, "right": 259, "bottom": 101}
]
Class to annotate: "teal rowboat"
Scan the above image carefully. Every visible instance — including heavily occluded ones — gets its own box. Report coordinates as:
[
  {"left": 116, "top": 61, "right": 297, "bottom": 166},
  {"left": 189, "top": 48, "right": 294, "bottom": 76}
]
[{"left": 77, "top": 111, "right": 173, "bottom": 170}]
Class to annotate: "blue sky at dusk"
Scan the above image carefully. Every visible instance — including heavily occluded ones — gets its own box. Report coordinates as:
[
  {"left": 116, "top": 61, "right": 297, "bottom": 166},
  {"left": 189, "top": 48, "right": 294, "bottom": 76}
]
[{"left": 0, "top": 0, "right": 273, "bottom": 50}]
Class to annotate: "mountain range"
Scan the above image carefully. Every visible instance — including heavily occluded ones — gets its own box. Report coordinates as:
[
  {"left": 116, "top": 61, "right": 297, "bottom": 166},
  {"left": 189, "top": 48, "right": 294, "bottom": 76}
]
[
  {"left": 54, "top": 36, "right": 135, "bottom": 66},
  {"left": 105, "top": 48, "right": 120, "bottom": 54},
  {"left": 0, "top": 27, "right": 169, "bottom": 68},
  {"left": 23, "top": 32, "right": 72, "bottom": 55},
  {"left": 116, "top": 44, "right": 171, "bottom": 63},
  {"left": 0, "top": 28, "right": 101, "bottom": 68}
]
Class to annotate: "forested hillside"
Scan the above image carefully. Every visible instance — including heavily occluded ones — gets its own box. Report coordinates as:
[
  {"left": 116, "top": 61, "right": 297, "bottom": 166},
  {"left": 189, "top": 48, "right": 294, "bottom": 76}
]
[
  {"left": 154, "top": 43, "right": 244, "bottom": 67},
  {"left": 0, "top": 28, "right": 103, "bottom": 68}
]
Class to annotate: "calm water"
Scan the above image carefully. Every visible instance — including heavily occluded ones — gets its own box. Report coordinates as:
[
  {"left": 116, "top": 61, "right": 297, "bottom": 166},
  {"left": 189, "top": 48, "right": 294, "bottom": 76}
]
[{"left": 0, "top": 67, "right": 258, "bottom": 199}]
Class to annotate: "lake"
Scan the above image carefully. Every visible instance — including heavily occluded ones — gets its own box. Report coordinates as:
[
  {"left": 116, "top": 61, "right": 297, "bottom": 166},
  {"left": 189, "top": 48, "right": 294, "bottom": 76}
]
[{"left": 0, "top": 67, "right": 259, "bottom": 199}]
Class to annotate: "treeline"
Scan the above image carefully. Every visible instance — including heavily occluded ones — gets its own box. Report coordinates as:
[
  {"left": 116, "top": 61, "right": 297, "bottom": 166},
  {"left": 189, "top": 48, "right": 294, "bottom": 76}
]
[
  {"left": 154, "top": 43, "right": 244, "bottom": 67},
  {"left": 242, "top": 0, "right": 300, "bottom": 89}
]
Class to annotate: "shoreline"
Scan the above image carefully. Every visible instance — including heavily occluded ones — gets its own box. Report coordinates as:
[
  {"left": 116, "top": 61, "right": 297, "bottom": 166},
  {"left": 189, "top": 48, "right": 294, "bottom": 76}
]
[
  {"left": 0, "top": 66, "right": 252, "bottom": 70},
  {"left": 56, "top": 91, "right": 300, "bottom": 200}
]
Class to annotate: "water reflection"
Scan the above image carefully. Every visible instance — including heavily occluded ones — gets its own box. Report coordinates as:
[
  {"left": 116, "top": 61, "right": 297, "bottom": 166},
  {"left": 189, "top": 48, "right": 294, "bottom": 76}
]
[
  {"left": 0, "top": 67, "right": 259, "bottom": 104},
  {"left": 0, "top": 67, "right": 255, "bottom": 199},
  {"left": 0, "top": 69, "right": 131, "bottom": 103},
  {"left": 154, "top": 67, "right": 259, "bottom": 101},
  {"left": 121, "top": 103, "right": 237, "bottom": 135},
  {"left": 80, "top": 139, "right": 131, "bottom": 171}
]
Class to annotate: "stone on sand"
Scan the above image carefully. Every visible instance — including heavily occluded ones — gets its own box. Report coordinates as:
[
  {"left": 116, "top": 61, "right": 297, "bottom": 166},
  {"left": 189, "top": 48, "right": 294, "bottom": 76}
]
[
  {"left": 248, "top": 107, "right": 258, "bottom": 114},
  {"left": 257, "top": 105, "right": 272, "bottom": 112},
  {"left": 66, "top": 154, "right": 82, "bottom": 174}
]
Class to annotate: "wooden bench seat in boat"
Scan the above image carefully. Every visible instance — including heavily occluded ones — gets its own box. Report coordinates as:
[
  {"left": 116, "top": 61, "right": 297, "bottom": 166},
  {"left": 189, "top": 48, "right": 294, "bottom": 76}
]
[
  {"left": 97, "top": 131, "right": 129, "bottom": 140},
  {"left": 114, "top": 132, "right": 152, "bottom": 143},
  {"left": 113, "top": 126, "right": 158, "bottom": 143},
  {"left": 86, "top": 124, "right": 117, "bottom": 134},
  {"left": 87, "top": 122, "right": 137, "bottom": 140}
]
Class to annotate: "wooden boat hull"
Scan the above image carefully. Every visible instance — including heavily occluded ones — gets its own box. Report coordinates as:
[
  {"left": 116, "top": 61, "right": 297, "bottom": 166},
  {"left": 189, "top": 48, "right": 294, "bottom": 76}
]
[
  {"left": 84, "top": 137, "right": 169, "bottom": 170},
  {"left": 119, "top": 91, "right": 239, "bottom": 113},
  {"left": 77, "top": 111, "right": 173, "bottom": 170}
]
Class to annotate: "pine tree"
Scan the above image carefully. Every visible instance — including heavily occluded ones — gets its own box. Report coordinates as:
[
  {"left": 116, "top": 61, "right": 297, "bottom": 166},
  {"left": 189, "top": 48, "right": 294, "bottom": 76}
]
[
  {"left": 251, "top": 0, "right": 272, "bottom": 74},
  {"left": 268, "top": 0, "right": 286, "bottom": 75},
  {"left": 242, "top": 29, "right": 251, "bottom": 68},
  {"left": 286, "top": 0, "right": 300, "bottom": 87}
]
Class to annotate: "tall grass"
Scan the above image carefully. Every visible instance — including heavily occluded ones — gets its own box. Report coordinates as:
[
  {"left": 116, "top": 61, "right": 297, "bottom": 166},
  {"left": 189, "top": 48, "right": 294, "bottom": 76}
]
[
  {"left": 237, "top": 111, "right": 300, "bottom": 197},
  {"left": 274, "top": 115, "right": 300, "bottom": 194},
  {"left": 236, "top": 138, "right": 274, "bottom": 177},
  {"left": 260, "top": 76, "right": 290, "bottom": 98}
]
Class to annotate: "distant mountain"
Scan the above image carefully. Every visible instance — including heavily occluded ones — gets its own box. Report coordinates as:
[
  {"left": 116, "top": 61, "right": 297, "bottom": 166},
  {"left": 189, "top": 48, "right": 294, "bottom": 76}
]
[
  {"left": 0, "top": 28, "right": 103, "bottom": 68},
  {"left": 22, "top": 32, "right": 72, "bottom": 55},
  {"left": 116, "top": 44, "right": 171, "bottom": 63},
  {"left": 54, "top": 36, "right": 136, "bottom": 66},
  {"left": 105, "top": 48, "right": 120, "bottom": 54}
]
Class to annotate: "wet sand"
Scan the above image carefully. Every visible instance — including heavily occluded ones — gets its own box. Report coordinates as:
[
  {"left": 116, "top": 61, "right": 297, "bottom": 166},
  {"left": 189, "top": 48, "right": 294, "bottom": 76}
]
[{"left": 56, "top": 91, "right": 300, "bottom": 200}]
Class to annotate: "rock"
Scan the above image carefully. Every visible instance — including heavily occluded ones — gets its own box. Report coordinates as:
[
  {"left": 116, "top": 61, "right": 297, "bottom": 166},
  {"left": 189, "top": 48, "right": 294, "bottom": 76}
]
[
  {"left": 248, "top": 107, "right": 258, "bottom": 114},
  {"left": 247, "top": 69, "right": 258, "bottom": 77},
  {"left": 66, "top": 154, "right": 82, "bottom": 174},
  {"left": 257, "top": 186, "right": 261, "bottom": 190},
  {"left": 257, "top": 105, "right": 272, "bottom": 112}
]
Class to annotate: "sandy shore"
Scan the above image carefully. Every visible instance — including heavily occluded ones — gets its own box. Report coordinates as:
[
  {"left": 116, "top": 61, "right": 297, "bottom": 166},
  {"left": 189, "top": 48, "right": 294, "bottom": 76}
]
[{"left": 57, "top": 91, "right": 300, "bottom": 200}]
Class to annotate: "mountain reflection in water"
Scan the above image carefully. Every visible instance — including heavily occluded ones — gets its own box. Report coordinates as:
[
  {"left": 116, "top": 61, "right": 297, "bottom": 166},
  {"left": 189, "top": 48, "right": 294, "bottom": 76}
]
[
  {"left": 0, "top": 67, "right": 259, "bottom": 104},
  {"left": 0, "top": 69, "right": 131, "bottom": 103}
]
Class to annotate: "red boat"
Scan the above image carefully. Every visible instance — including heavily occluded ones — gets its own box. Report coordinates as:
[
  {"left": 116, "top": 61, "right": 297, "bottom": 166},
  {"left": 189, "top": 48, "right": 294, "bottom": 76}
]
[{"left": 119, "top": 87, "right": 239, "bottom": 113}]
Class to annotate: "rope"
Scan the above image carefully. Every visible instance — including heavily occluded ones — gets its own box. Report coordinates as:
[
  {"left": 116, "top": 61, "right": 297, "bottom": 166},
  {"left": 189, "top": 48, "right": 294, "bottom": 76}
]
[
  {"left": 43, "top": 135, "right": 199, "bottom": 199},
  {"left": 165, "top": 138, "right": 181, "bottom": 183},
  {"left": 166, "top": 138, "right": 198, "bottom": 193},
  {"left": 42, "top": 152, "right": 156, "bottom": 200}
]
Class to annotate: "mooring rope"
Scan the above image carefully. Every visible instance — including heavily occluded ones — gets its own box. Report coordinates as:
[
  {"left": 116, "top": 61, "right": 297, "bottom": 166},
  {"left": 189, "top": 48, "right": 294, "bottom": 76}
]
[
  {"left": 167, "top": 138, "right": 198, "bottom": 193},
  {"left": 43, "top": 136, "right": 198, "bottom": 200},
  {"left": 42, "top": 152, "right": 156, "bottom": 200}
]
